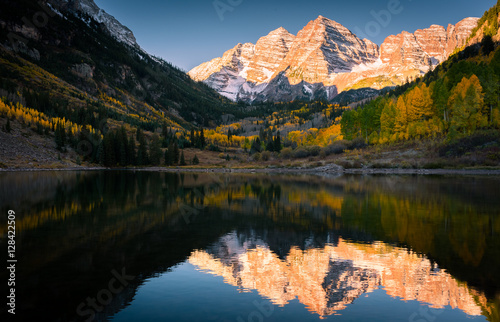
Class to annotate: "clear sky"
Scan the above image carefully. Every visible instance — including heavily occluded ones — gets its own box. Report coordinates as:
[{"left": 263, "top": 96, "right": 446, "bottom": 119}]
[{"left": 94, "top": 0, "right": 494, "bottom": 72}]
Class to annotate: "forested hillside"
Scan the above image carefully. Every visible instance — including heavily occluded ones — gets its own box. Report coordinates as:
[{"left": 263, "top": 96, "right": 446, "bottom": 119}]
[
  {"left": 0, "top": 0, "right": 235, "bottom": 126},
  {"left": 0, "top": 0, "right": 247, "bottom": 167},
  {"left": 340, "top": 1, "right": 500, "bottom": 147},
  {"left": 1, "top": 0, "right": 499, "bottom": 169}
]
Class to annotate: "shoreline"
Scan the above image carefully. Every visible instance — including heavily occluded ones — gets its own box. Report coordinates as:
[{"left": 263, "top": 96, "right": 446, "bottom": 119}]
[{"left": 1, "top": 165, "right": 500, "bottom": 175}]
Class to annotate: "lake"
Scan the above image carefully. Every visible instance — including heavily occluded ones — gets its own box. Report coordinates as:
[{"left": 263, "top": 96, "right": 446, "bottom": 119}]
[{"left": 0, "top": 171, "right": 499, "bottom": 322}]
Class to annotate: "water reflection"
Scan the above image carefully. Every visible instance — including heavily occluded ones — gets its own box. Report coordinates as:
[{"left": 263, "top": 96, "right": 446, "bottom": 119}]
[
  {"left": 190, "top": 233, "right": 483, "bottom": 318},
  {"left": 0, "top": 171, "right": 498, "bottom": 321}
]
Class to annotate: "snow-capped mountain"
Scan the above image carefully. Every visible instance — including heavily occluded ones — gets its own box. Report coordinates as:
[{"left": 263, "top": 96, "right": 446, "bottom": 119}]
[
  {"left": 189, "top": 16, "right": 479, "bottom": 103},
  {"left": 380, "top": 17, "right": 479, "bottom": 68},
  {"left": 48, "top": 0, "right": 141, "bottom": 50}
]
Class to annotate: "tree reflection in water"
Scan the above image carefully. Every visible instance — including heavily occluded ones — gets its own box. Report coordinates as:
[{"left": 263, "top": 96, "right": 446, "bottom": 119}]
[{"left": 0, "top": 171, "right": 498, "bottom": 321}]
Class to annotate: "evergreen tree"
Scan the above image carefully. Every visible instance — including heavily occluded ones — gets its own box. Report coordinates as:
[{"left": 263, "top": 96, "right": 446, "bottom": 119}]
[
  {"left": 274, "top": 132, "right": 282, "bottom": 152},
  {"left": 77, "top": 127, "right": 90, "bottom": 159},
  {"left": 118, "top": 127, "right": 128, "bottom": 166},
  {"left": 149, "top": 135, "right": 162, "bottom": 166},
  {"left": 55, "top": 121, "right": 66, "bottom": 151},
  {"left": 481, "top": 35, "right": 495, "bottom": 56},
  {"left": 173, "top": 142, "right": 180, "bottom": 164},
  {"left": 96, "top": 140, "right": 104, "bottom": 165},
  {"left": 136, "top": 128, "right": 143, "bottom": 141},
  {"left": 164, "top": 147, "right": 171, "bottom": 166},
  {"left": 102, "top": 131, "right": 116, "bottom": 167},
  {"left": 161, "top": 122, "right": 170, "bottom": 147},
  {"left": 266, "top": 140, "right": 275, "bottom": 152},
  {"left": 250, "top": 137, "right": 262, "bottom": 154},
  {"left": 161, "top": 121, "right": 169, "bottom": 139},
  {"left": 180, "top": 151, "right": 187, "bottom": 166},
  {"left": 190, "top": 128, "right": 195, "bottom": 147},
  {"left": 200, "top": 128, "right": 206, "bottom": 148},
  {"left": 137, "top": 132, "right": 149, "bottom": 166},
  {"left": 5, "top": 118, "right": 11, "bottom": 133},
  {"left": 259, "top": 127, "right": 265, "bottom": 141},
  {"left": 68, "top": 129, "right": 77, "bottom": 149},
  {"left": 192, "top": 154, "right": 199, "bottom": 165},
  {"left": 127, "top": 136, "right": 136, "bottom": 166},
  {"left": 166, "top": 143, "right": 175, "bottom": 165}
]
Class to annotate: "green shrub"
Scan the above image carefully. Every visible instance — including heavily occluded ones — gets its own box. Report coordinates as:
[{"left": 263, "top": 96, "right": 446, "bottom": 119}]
[
  {"left": 370, "top": 162, "right": 391, "bottom": 169},
  {"left": 322, "top": 140, "right": 348, "bottom": 156},
  {"left": 350, "top": 137, "right": 367, "bottom": 149},
  {"left": 208, "top": 144, "right": 220, "bottom": 152},
  {"left": 280, "top": 147, "right": 293, "bottom": 159},
  {"left": 293, "top": 147, "right": 309, "bottom": 159},
  {"left": 439, "top": 131, "right": 500, "bottom": 157},
  {"left": 423, "top": 162, "right": 447, "bottom": 169},
  {"left": 261, "top": 151, "right": 271, "bottom": 161},
  {"left": 337, "top": 160, "right": 363, "bottom": 169},
  {"left": 307, "top": 145, "right": 321, "bottom": 156}
]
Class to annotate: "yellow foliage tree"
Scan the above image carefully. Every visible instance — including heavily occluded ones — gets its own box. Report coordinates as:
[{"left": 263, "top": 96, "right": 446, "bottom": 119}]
[
  {"left": 379, "top": 99, "right": 397, "bottom": 143},
  {"left": 492, "top": 108, "right": 500, "bottom": 128},
  {"left": 394, "top": 96, "right": 408, "bottom": 140},
  {"left": 448, "top": 75, "right": 487, "bottom": 135},
  {"left": 406, "top": 84, "right": 433, "bottom": 122}
]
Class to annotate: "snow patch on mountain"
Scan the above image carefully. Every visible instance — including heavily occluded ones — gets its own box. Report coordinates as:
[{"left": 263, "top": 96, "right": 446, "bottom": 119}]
[
  {"left": 50, "top": 0, "right": 141, "bottom": 50},
  {"left": 351, "top": 58, "right": 383, "bottom": 73},
  {"left": 189, "top": 15, "right": 479, "bottom": 103}
]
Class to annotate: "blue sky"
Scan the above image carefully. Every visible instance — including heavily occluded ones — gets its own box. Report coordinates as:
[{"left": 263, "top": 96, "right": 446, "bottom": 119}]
[{"left": 94, "top": 0, "right": 494, "bottom": 71}]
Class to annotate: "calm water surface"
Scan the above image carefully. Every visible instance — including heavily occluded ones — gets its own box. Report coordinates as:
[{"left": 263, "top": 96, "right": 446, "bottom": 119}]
[{"left": 0, "top": 171, "right": 499, "bottom": 322}]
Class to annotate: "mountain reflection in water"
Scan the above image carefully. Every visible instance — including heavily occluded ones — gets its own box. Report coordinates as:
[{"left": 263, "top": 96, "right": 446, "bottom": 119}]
[
  {"left": 190, "top": 233, "right": 483, "bottom": 318},
  {"left": 0, "top": 171, "right": 498, "bottom": 321}
]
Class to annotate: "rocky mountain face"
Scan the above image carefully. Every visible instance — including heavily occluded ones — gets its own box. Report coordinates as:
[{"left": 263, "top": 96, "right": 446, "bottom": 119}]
[
  {"left": 0, "top": 0, "right": 231, "bottom": 125},
  {"left": 189, "top": 16, "right": 479, "bottom": 103},
  {"left": 246, "top": 27, "right": 295, "bottom": 84},
  {"left": 277, "top": 16, "right": 379, "bottom": 85},
  {"left": 48, "top": 0, "right": 140, "bottom": 49},
  {"left": 381, "top": 17, "right": 480, "bottom": 68}
]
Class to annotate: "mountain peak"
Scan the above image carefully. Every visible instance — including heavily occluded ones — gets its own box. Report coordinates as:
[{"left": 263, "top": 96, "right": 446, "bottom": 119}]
[
  {"left": 312, "top": 15, "right": 342, "bottom": 27},
  {"left": 269, "top": 27, "right": 293, "bottom": 36},
  {"left": 312, "top": 15, "right": 329, "bottom": 24},
  {"left": 49, "top": 0, "right": 141, "bottom": 50},
  {"left": 189, "top": 14, "right": 479, "bottom": 103}
]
